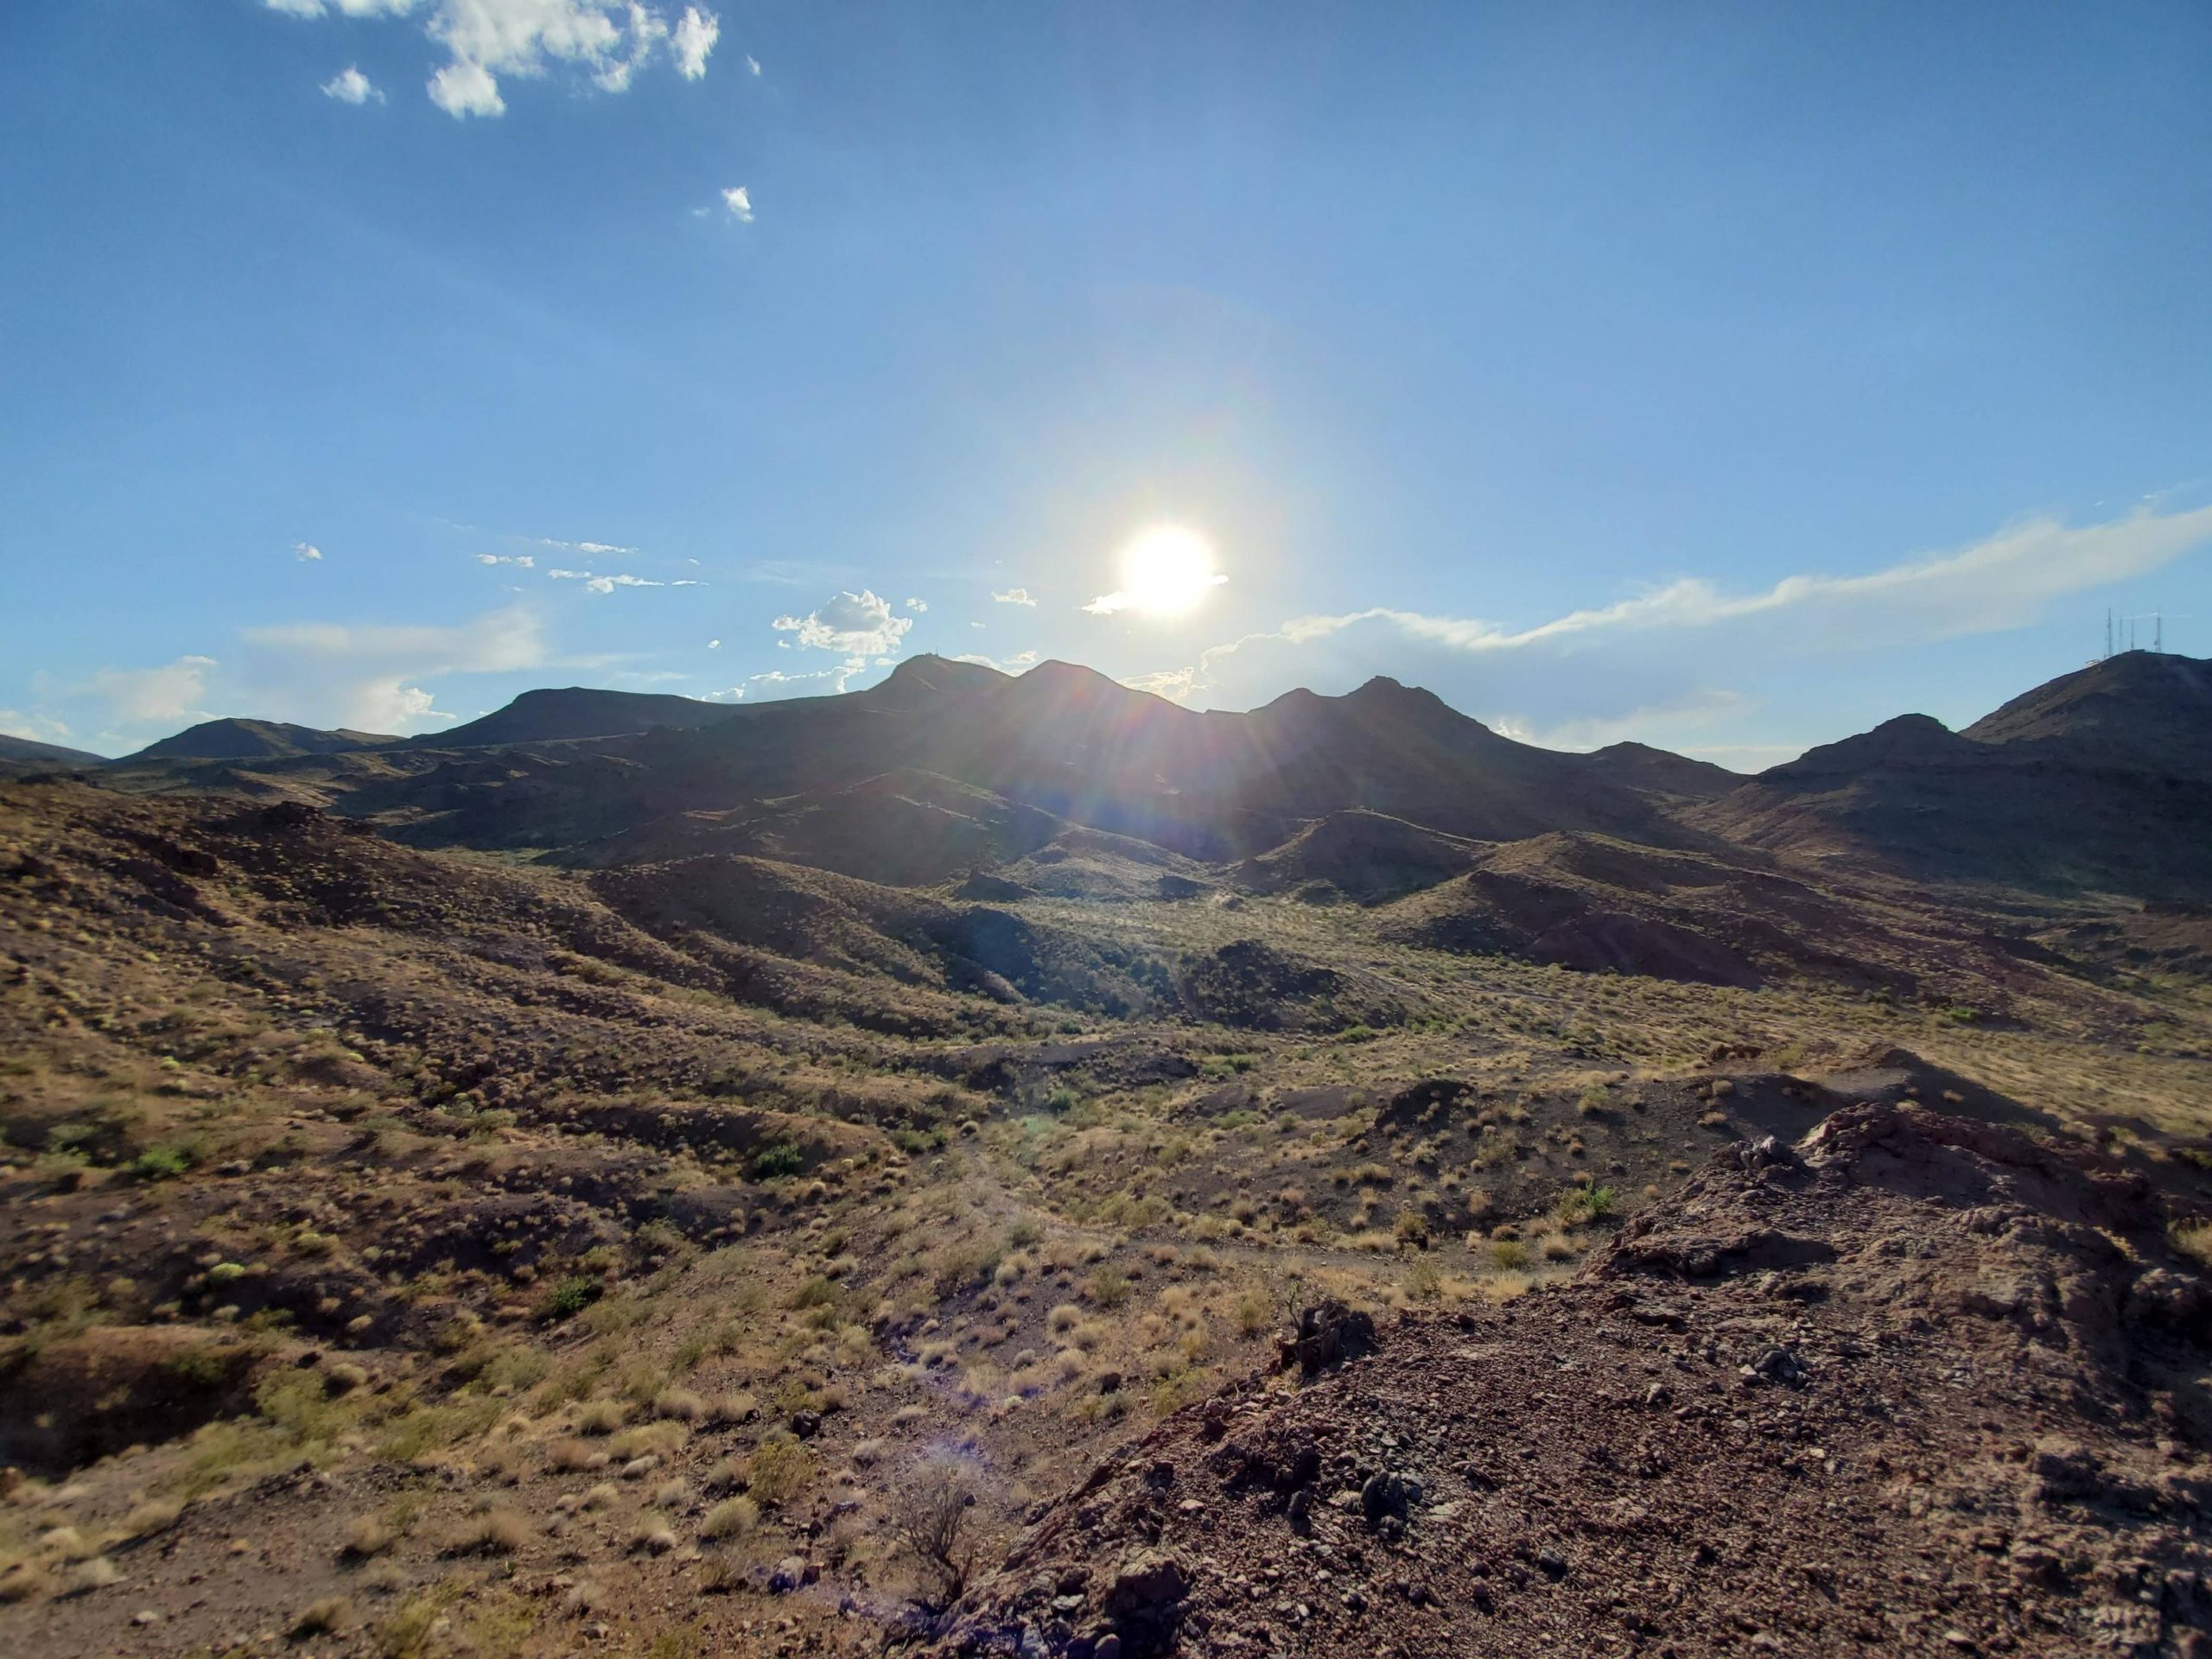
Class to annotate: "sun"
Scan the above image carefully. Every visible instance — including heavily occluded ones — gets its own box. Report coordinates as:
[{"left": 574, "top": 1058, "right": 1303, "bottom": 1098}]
[{"left": 1116, "top": 525, "right": 1224, "bottom": 616}]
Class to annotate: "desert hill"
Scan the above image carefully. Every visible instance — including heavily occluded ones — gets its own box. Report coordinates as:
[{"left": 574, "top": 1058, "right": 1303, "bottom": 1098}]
[
  {"left": 0, "top": 733, "right": 105, "bottom": 769},
  {"left": 120, "top": 717, "right": 397, "bottom": 764},
  {"left": 416, "top": 686, "right": 739, "bottom": 748},
  {"left": 1698, "top": 651, "right": 2212, "bottom": 899}
]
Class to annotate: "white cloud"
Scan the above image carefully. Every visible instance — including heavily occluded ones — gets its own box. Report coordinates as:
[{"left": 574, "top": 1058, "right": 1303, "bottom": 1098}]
[
  {"left": 1137, "top": 500, "right": 2212, "bottom": 753},
  {"left": 1008, "top": 651, "right": 1038, "bottom": 665},
  {"left": 1272, "top": 503, "right": 2212, "bottom": 662},
  {"left": 293, "top": 542, "right": 323, "bottom": 562},
  {"left": 991, "top": 587, "right": 1036, "bottom": 606},
  {"left": 239, "top": 606, "right": 545, "bottom": 731},
  {"left": 904, "top": 596, "right": 927, "bottom": 612},
  {"left": 0, "top": 709, "right": 77, "bottom": 745},
  {"left": 721, "top": 185, "right": 753, "bottom": 222},
  {"left": 267, "top": 0, "right": 418, "bottom": 16},
  {"left": 533, "top": 537, "right": 637, "bottom": 556},
  {"left": 476, "top": 552, "right": 536, "bottom": 567},
  {"left": 672, "top": 6, "right": 719, "bottom": 78},
  {"left": 89, "top": 656, "right": 219, "bottom": 725},
  {"left": 707, "top": 638, "right": 721, "bottom": 649},
  {"left": 747, "top": 657, "right": 871, "bottom": 698},
  {"left": 744, "top": 53, "right": 760, "bottom": 75},
  {"left": 1121, "top": 666, "right": 1199, "bottom": 702},
  {"left": 268, "top": 0, "right": 717, "bottom": 118},
  {"left": 772, "top": 589, "right": 913, "bottom": 657},
  {"left": 429, "top": 57, "right": 503, "bottom": 117},
  {"left": 321, "top": 66, "right": 384, "bottom": 103}
]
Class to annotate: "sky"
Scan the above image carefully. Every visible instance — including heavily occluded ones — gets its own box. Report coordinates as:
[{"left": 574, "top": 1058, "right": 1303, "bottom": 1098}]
[{"left": 3, "top": 2, "right": 2209, "bottom": 764}]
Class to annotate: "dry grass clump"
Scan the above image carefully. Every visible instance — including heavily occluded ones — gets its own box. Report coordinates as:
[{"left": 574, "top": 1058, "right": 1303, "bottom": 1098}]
[
  {"left": 117, "top": 1497, "right": 184, "bottom": 1541},
  {"left": 2172, "top": 1220, "right": 2212, "bottom": 1268},
  {"left": 576, "top": 1398, "right": 628, "bottom": 1436},
  {"left": 443, "top": 1508, "right": 531, "bottom": 1556},
  {"left": 291, "top": 1595, "right": 353, "bottom": 1637},
  {"left": 545, "top": 1436, "right": 603, "bottom": 1473},
  {"left": 338, "top": 1513, "right": 397, "bottom": 1560},
  {"left": 652, "top": 1387, "right": 706, "bottom": 1422},
  {"left": 60, "top": 1556, "right": 123, "bottom": 1595},
  {"left": 704, "top": 1390, "right": 758, "bottom": 1427},
  {"left": 699, "top": 1496, "right": 759, "bottom": 1540}
]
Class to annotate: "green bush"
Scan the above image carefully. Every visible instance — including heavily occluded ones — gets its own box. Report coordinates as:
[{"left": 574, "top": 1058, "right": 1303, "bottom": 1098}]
[
  {"left": 129, "top": 1146, "right": 191, "bottom": 1181},
  {"left": 537, "top": 1275, "right": 602, "bottom": 1324},
  {"left": 749, "top": 1142, "right": 804, "bottom": 1180}
]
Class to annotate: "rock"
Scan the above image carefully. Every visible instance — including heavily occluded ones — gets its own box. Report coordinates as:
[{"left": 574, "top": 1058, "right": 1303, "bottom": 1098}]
[
  {"left": 1360, "top": 1470, "right": 1419, "bottom": 1525},
  {"left": 767, "top": 1555, "right": 814, "bottom": 1593},
  {"left": 1536, "top": 1549, "right": 1569, "bottom": 1580},
  {"left": 1097, "top": 1551, "right": 1190, "bottom": 1654},
  {"left": 790, "top": 1408, "right": 823, "bottom": 1439},
  {"left": 1092, "top": 1636, "right": 1122, "bottom": 1659},
  {"left": 1277, "top": 1300, "right": 1378, "bottom": 1376},
  {"left": 1096, "top": 1372, "right": 1125, "bottom": 1395}
]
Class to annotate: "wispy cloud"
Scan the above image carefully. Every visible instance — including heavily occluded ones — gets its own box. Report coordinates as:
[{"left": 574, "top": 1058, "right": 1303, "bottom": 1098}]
[
  {"left": 1137, "top": 500, "right": 2212, "bottom": 755},
  {"left": 88, "top": 656, "right": 219, "bottom": 725},
  {"left": 293, "top": 542, "right": 324, "bottom": 563},
  {"left": 991, "top": 587, "right": 1036, "bottom": 607},
  {"left": 721, "top": 185, "right": 753, "bottom": 223},
  {"left": 476, "top": 552, "right": 535, "bottom": 568}
]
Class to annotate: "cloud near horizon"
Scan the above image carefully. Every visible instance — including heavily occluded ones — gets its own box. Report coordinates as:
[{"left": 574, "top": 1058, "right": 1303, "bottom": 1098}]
[{"left": 1129, "top": 502, "right": 2212, "bottom": 759}]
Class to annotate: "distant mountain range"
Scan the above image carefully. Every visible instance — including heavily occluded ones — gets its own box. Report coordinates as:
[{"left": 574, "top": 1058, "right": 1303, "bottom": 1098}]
[
  {"left": 33, "top": 649, "right": 2211, "bottom": 906},
  {"left": 0, "top": 734, "right": 105, "bottom": 768}
]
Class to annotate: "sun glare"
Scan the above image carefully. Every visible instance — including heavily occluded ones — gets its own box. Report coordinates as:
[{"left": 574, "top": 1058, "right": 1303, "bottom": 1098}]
[{"left": 1116, "top": 525, "right": 1224, "bottom": 616}]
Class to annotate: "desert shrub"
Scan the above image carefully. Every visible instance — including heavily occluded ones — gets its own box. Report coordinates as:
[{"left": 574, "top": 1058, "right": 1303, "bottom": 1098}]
[
  {"left": 749, "top": 1142, "right": 804, "bottom": 1179},
  {"left": 1085, "top": 1266, "right": 1130, "bottom": 1310},
  {"left": 888, "top": 1456, "right": 980, "bottom": 1611},
  {"left": 537, "top": 1275, "right": 601, "bottom": 1324},
  {"left": 744, "top": 1436, "right": 814, "bottom": 1507},
  {"left": 1554, "top": 1184, "right": 1618, "bottom": 1226},
  {"left": 1490, "top": 1238, "right": 1530, "bottom": 1271},
  {"left": 129, "top": 1145, "right": 191, "bottom": 1181}
]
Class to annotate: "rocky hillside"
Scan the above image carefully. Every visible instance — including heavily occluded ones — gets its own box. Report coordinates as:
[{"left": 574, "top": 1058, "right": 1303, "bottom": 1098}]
[{"left": 938, "top": 1101, "right": 2212, "bottom": 1658}]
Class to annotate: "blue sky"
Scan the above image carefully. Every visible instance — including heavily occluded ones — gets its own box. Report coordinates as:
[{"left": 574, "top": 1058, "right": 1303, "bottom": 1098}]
[{"left": 3, "top": 1, "right": 2209, "bottom": 762}]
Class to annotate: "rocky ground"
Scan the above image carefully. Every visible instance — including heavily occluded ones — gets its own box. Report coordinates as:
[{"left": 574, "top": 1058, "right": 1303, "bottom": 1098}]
[{"left": 938, "top": 1105, "right": 2212, "bottom": 1657}]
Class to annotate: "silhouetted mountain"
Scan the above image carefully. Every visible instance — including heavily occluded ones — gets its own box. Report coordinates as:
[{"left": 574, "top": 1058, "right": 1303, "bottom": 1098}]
[
  {"left": 0, "top": 734, "right": 105, "bottom": 768},
  {"left": 1697, "top": 652, "right": 2212, "bottom": 899},
  {"left": 415, "top": 688, "right": 739, "bottom": 749},
  {"left": 331, "top": 657, "right": 1708, "bottom": 874},
  {"left": 124, "top": 719, "right": 397, "bottom": 763}
]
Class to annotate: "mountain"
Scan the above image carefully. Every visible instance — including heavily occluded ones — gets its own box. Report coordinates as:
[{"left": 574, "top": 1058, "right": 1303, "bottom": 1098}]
[
  {"left": 1579, "top": 740, "right": 1740, "bottom": 801},
  {"left": 416, "top": 687, "right": 737, "bottom": 748},
  {"left": 323, "top": 658, "right": 1713, "bottom": 877},
  {"left": 0, "top": 734, "right": 105, "bottom": 768},
  {"left": 1965, "top": 649, "right": 2212, "bottom": 779},
  {"left": 1696, "top": 652, "right": 2212, "bottom": 898},
  {"left": 123, "top": 719, "right": 397, "bottom": 763}
]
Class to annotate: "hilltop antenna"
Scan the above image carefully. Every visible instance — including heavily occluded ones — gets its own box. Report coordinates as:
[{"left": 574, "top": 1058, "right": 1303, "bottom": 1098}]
[
  {"left": 2157, "top": 610, "right": 2164, "bottom": 652},
  {"left": 2106, "top": 607, "right": 2113, "bottom": 661}
]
